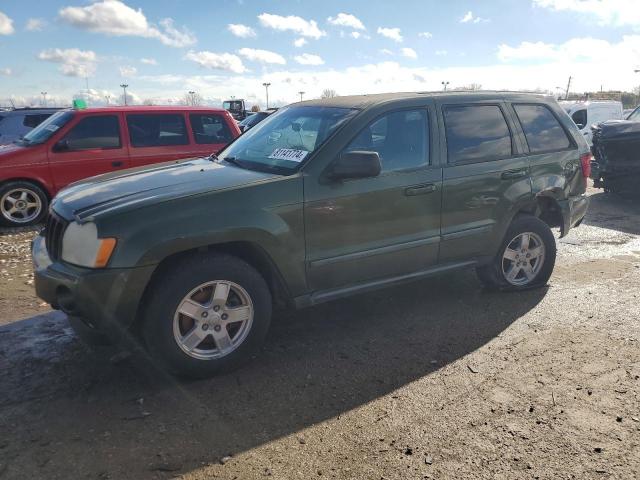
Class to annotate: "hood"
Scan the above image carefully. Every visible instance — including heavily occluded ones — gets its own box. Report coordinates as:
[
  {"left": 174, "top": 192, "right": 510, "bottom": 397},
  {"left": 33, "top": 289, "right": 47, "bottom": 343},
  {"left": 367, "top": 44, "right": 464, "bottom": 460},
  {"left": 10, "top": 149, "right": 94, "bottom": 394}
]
[
  {"left": 592, "top": 120, "right": 640, "bottom": 142},
  {"left": 52, "top": 157, "right": 278, "bottom": 221}
]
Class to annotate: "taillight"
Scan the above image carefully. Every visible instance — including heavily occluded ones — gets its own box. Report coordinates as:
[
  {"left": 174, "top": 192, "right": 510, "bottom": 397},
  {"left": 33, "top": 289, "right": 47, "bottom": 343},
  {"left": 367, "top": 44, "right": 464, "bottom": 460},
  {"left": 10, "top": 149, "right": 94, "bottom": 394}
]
[{"left": 580, "top": 153, "right": 592, "bottom": 178}]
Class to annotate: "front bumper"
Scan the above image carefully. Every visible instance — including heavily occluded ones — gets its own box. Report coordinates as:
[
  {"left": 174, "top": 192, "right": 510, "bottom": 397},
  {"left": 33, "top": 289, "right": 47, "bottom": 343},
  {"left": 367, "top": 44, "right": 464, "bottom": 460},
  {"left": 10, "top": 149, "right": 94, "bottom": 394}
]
[
  {"left": 558, "top": 194, "right": 589, "bottom": 237},
  {"left": 33, "top": 235, "right": 156, "bottom": 333}
]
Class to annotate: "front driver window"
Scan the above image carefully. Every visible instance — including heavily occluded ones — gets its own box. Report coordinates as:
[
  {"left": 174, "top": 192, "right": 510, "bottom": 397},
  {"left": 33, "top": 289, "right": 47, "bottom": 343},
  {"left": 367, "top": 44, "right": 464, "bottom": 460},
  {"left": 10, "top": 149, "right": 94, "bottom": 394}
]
[{"left": 344, "top": 109, "right": 429, "bottom": 172}]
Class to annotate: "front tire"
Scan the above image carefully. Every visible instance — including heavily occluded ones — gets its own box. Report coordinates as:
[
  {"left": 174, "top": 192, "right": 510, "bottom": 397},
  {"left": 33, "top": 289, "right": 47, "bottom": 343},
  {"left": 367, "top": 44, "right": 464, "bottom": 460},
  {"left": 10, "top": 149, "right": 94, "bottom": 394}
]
[
  {"left": 0, "top": 181, "right": 48, "bottom": 227},
  {"left": 142, "top": 253, "right": 272, "bottom": 378},
  {"left": 476, "top": 215, "right": 556, "bottom": 291}
]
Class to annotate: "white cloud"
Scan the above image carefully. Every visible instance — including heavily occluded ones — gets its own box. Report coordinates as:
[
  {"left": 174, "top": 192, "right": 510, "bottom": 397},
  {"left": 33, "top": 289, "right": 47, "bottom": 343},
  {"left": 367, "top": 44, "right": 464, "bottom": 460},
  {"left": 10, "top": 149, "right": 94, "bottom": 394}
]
[
  {"left": 377, "top": 27, "right": 403, "bottom": 42},
  {"left": 26, "top": 18, "right": 46, "bottom": 32},
  {"left": 350, "top": 31, "right": 361, "bottom": 39},
  {"left": 258, "top": 13, "right": 326, "bottom": 39},
  {"left": 401, "top": 47, "right": 418, "bottom": 59},
  {"left": 533, "top": 0, "right": 640, "bottom": 27},
  {"left": 435, "top": 50, "right": 448, "bottom": 56},
  {"left": 380, "top": 48, "right": 393, "bottom": 55},
  {"left": 119, "top": 65, "right": 137, "bottom": 77},
  {"left": 38, "top": 48, "right": 98, "bottom": 77},
  {"left": 59, "top": 0, "right": 196, "bottom": 47},
  {"left": 460, "top": 11, "right": 489, "bottom": 24},
  {"left": 228, "top": 23, "right": 256, "bottom": 38},
  {"left": 184, "top": 50, "right": 247, "bottom": 73},
  {"left": 498, "top": 35, "right": 640, "bottom": 64},
  {"left": 0, "top": 68, "right": 12, "bottom": 76},
  {"left": 327, "top": 13, "right": 365, "bottom": 30},
  {"left": 238, "top": 48, "right": 286, "bottom": 65},
  {"left": 418, "top": 31, "right": 433, "bottom": 39},
  {"left": 140, "top": 57, "right": 157, "bottom": 65},
  {"left": 0, "top": 11, "right": 14, "bottom": 35},
  {"left": 293, "top": 37, "right": 307, "bottom": 47},
  {"left": 294, "top": 53, "right": 325, "bottom": 66}
]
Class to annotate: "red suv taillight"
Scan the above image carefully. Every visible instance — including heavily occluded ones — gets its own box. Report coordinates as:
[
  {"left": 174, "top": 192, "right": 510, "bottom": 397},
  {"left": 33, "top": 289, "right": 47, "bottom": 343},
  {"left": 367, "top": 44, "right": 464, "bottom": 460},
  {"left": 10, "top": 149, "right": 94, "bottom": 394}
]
[{"left": 580, "top": 153, "right": 592, "bottom": 178}]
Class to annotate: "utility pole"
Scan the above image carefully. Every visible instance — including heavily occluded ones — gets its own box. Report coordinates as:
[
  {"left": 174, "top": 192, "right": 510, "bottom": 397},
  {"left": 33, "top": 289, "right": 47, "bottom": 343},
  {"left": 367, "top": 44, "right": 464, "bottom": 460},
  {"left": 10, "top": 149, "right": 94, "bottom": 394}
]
[
  {"left": 262, "top": 82, "right": 271, "bottom": 109},
  {"left": 298, "top": 91, "right": 305, "bottom": 102},
  {"left": 564, "top": 76, "right": 572, "bottom": 100},
  {"left": 40, "top": 91, "right": 47, "bottom": 107},
  {"left": 441, "top": 81, "right": 450, "bottom": 91},
  {"left": 120, "top": 84, "right": 129, "bottom": 106}
]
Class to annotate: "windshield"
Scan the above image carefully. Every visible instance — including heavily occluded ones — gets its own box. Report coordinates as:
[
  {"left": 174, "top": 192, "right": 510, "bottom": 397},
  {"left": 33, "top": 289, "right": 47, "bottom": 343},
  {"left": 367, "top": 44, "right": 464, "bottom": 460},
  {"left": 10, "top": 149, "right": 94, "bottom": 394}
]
[
  {"left": 223, "top": 100, "right": 243, "bottom": 111},
  {"left": 20, "top": 110, "right": 74, "bottom": 145},
  {"left": 627, "top": 107, "right": 640, "bottom": 122},
  {"left": 218, "top": 106, "right": 357, "bottom": 174}
]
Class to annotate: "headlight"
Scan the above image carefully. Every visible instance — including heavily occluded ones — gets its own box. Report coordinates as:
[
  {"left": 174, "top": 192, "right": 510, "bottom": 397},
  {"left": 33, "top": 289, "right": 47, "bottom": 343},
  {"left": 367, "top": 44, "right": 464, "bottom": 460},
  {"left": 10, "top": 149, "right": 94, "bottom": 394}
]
[{"left": 61, "top": 221, "right": 117, "bottom": 268}]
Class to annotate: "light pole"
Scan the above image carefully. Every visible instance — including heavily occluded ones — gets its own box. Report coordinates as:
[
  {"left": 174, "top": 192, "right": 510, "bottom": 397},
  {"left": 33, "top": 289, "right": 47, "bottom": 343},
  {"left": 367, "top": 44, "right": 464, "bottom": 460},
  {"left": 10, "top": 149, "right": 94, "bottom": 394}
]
[
  {"left": 298, "top": 91, "right": 305, "bottom": 102},
  {"left": 40, "top": 91, "right": 47, "bottom": 107},
  {"left": 105, "top": 94, "right": 111, "bottom": 105},
  {"left": 262, "top": 82, "right": 271, "bottom": 109},
  {"left": 188, "top": 90, "right": 196, "bottom": 106},
  {"left": 441, "top": 81, "right": 450, "bottom": 91},
  {"left": 120, "top": 84, "right": 129, "bottom": 106}
]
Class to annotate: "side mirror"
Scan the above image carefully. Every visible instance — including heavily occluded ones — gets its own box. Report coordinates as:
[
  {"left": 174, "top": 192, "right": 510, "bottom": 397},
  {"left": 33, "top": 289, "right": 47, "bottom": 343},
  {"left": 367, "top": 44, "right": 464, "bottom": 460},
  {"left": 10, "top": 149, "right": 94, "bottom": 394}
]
[
  {"left": 328, "top": 151, "right": 382, "bottom": 181},
  {"left": 53, "top": 139, "right": 69, "bottom": 152}
]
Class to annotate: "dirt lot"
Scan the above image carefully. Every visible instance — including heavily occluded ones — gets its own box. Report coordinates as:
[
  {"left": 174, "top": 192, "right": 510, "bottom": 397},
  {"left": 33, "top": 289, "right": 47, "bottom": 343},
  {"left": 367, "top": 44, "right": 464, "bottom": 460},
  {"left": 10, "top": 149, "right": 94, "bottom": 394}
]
[{"left": 0, "top": 188, "right": 639, "bottom": 480}]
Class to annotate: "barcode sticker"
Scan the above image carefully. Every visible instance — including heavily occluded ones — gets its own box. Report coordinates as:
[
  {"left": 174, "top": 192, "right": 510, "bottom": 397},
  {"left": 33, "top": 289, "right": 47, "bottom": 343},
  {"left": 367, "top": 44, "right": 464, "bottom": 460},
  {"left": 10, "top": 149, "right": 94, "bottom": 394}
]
[{"left": 268, "top": 148, "right": 309, "bottom": 162}]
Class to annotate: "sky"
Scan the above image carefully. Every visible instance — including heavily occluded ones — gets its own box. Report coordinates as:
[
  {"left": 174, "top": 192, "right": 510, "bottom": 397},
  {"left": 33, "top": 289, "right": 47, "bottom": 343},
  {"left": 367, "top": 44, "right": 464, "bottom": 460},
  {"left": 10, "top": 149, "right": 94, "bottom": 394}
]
[{"left": 0, "top": 0, "right": 639, "bottom": 108}]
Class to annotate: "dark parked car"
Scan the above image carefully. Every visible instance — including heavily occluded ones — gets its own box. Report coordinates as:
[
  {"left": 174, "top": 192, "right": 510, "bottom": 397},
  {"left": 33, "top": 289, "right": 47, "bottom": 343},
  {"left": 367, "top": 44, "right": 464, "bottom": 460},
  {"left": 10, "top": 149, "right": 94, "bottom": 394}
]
[
  {"left": 0, "top": 106, "right": 240, "bottom": 226},
  {"left": 237, "top": 109, "right": 277, "bottom": 132},
  {"left": 33, "top": 92, "right": 590, "bottom": 377},
  {"left": 591, "top": 106, "right": 640, "bottom": 195},
  {"left": 0, "top": 107, "right": 60, "bottom": 145}
]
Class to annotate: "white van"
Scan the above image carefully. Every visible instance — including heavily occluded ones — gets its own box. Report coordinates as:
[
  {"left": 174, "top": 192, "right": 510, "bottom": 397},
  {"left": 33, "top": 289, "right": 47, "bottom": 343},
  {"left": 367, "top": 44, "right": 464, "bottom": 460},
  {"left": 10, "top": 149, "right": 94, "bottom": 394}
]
[{"left": 560, "top": 100, "right": 624, "bottom": 145}]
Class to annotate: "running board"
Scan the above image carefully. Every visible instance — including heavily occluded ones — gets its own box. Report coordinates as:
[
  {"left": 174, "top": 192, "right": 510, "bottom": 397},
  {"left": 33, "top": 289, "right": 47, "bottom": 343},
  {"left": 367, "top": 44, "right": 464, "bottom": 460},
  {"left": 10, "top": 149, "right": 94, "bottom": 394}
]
[{"left": 294, "top": 260, "right": 477, "bottom": 309}]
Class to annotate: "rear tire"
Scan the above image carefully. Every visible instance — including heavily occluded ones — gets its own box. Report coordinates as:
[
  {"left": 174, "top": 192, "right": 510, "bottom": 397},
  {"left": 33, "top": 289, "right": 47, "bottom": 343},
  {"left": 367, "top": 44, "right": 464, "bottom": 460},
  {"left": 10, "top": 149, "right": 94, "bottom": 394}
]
[
  {"left": 0, "top": 181, "right": 48, "bottom": 227},
  {"left": 476, "top": 215, "right": 556, "bottom": 291},
  {"left": 142, "top": 253, "right": 272, "bottom": 378}
]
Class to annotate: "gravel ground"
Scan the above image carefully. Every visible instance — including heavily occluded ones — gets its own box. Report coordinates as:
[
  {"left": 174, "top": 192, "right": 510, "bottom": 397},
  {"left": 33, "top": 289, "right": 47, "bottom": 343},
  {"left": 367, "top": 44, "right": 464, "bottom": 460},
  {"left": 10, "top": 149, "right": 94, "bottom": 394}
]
[{"left": 0, "top": 187, "right": 639, "bottom": 480}]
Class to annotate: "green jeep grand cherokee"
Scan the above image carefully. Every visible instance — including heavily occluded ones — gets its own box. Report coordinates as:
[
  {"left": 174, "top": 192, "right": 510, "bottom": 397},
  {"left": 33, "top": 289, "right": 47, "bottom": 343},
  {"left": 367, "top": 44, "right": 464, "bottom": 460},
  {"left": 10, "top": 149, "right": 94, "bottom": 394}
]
[{"left": 33, "top": 92, "right": 590, "bottom": 377}]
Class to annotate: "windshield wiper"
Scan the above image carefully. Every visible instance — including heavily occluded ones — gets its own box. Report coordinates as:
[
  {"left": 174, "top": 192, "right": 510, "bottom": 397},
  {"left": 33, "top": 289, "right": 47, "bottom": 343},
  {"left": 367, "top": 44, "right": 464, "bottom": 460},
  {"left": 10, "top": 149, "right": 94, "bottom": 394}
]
[{"left": 221, "top": 156, "right": 248, "bottom": 169}]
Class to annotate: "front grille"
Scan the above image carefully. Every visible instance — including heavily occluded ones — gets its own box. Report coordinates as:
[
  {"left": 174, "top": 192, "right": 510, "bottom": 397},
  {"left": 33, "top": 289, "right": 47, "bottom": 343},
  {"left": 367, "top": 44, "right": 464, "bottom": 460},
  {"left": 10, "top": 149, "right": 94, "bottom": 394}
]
[{"left": 44, "top": 212, "right": 68, "bottom": 262}]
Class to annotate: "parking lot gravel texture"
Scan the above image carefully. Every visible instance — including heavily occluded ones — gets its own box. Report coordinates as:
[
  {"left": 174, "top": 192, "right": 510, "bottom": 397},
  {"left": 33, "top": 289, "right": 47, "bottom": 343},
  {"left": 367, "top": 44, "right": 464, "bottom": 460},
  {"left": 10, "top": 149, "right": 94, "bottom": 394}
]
[{"left": 0, "top": 186, "right": 639, "bottom": 479}]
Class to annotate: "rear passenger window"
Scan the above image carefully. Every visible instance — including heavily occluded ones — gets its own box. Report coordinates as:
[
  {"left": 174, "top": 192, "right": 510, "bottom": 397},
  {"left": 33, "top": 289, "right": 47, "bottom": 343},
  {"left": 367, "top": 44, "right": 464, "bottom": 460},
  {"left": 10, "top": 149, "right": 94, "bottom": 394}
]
[
  {"left": 59, "top": 115, "right": 121, "bottom": 151},
  {"left": 127, "top": 114, "right": 189, "bottom": 147},
  {"left": 344, "top": 109, "right": 429, "bottom": 172},
  {"left": 443, "top": 105, "right": 512, "bottom": 163},
  {"left": 514, "top": 104, "right": 572, "bottom": 153},
  {"left": 190, "top": 114, "right": 232, "bottom": 144}
]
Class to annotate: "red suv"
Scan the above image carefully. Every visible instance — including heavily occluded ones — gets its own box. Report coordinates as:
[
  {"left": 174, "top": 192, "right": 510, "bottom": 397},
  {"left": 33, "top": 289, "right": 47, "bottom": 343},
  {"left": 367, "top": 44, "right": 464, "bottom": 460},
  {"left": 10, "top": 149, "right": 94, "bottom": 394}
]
[{"left": 0, "top": 106, "right": 240, "bottom": 227}]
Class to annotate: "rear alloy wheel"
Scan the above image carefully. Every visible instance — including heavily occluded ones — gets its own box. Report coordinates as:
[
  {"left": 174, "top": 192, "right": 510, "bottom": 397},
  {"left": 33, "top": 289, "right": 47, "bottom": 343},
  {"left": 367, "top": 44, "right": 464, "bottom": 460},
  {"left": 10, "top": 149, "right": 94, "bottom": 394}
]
[
  {"left": 501, "top": 232, "right": 546, "bottom": 287},
  {"left": 0, "top": 182, "right": 48, "bottom": 227},
  {"left": 476, "top": 215, "right": 556, "bottom": 291},
  {"left": 143, "top": 253, "right": 272, "bottom": 377}
]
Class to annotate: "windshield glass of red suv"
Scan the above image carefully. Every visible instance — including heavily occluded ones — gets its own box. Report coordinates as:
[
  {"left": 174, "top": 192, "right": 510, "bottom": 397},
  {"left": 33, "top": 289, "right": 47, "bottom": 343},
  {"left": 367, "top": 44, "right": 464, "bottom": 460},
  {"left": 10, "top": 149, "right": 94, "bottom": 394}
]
[
  {"left": 19, "top": 110, "right": 74, "bottom": 145},
  {"left": 218, "top": 106, "right": 357, "bottom": 174}
]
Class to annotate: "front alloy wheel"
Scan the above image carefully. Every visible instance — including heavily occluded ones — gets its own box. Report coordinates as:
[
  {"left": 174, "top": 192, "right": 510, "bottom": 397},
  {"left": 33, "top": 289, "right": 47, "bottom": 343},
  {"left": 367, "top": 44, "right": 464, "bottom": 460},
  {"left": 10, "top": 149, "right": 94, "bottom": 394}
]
[
  {"left": 173, "top": 281, "right": 254, "bottom": 360},
  {"left": 1, "top": 187, "right": 43, "bottom": 225}
]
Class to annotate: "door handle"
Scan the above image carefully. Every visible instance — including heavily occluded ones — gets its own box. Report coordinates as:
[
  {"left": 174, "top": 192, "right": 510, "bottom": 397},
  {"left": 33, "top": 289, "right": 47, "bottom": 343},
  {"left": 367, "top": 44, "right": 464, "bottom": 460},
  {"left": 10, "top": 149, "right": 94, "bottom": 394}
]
[
  {"left": 501, "top": 169, "right": 528, "bottom": 180},
  {"left": 404, "top": 183, "right": 437, "bottom": 196},
  {"left": 112, "top": 161, "right": 124, "bottom": 167}
]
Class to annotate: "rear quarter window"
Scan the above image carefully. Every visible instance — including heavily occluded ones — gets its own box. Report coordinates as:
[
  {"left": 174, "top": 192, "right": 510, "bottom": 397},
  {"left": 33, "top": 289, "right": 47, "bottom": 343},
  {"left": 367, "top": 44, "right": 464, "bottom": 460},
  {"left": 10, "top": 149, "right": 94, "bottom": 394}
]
[
  {"left": 189, "top": 113, "right": 233, "bottom": 144},
  {"left": 443, "top": 104, "right": 513, "bottom": 164},
  {"left": 513, "top": 104, "right": 572, "bottom": 153}
]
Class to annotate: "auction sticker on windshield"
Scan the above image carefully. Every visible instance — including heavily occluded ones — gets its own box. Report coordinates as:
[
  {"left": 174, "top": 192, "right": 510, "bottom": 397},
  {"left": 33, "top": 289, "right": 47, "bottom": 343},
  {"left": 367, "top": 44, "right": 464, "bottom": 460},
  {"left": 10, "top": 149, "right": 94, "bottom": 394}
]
[{"left": 268, "top": 148, "right": 309, "bottom": 162}]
